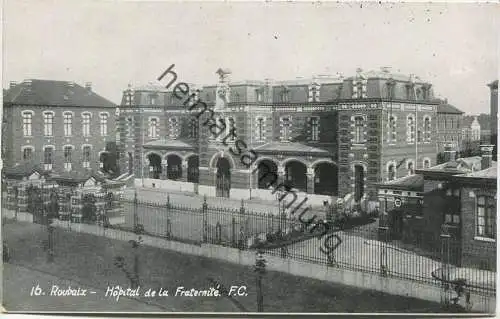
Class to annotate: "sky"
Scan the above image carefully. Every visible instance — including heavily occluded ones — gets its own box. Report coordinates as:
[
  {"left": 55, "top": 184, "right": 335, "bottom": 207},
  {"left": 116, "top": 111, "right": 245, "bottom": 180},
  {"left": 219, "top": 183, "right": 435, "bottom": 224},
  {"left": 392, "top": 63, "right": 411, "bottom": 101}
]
[{"left": 3, "top": 1, "right": 499, "bottom": 114}]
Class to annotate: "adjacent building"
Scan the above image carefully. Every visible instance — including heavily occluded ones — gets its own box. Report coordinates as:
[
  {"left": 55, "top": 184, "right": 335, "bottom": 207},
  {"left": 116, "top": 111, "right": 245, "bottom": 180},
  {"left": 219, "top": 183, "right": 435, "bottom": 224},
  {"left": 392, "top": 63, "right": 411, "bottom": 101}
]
[
  {"left": 377, "top": 144, "right": 496, "bottom": 270},
  {"left": 2, "top": 80, "right": 117, "bottom": 179},
  {"left": 488, "top": 80, "right": 498, "bottom": 160},
  {"left": 118, "top": 67, "right": 462, "bottom": 204}
]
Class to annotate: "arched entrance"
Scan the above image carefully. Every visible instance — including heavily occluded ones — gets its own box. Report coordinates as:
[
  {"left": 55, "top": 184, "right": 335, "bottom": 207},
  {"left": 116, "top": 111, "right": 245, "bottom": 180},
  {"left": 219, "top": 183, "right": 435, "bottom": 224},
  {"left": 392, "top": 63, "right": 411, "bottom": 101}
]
[
  {"left": 128, "top": 152, "right": 133, "bottom": 175},
  {"left": 354, "top": 164, "right": 365, "bottom": 202},
  {"left": 257, "top": 159, "right": 278, "bottom": 189},
  {"left": 314, "top": 162, "right": 338, "bottom": 196},
  {"left": 216, "top": 157, "right": 231, "bottom": 198},
  {"left": 167, "top": 154, "right": 182, "bottom": 180},
  {"left": 187, "top": 155, "right": 199, "bottom": 183},
  {"left": 147, "top": 153, "right": 162, "bottom": 179},
  {"left": 285, "top": 160, "right": 307, "bottom": 192}
]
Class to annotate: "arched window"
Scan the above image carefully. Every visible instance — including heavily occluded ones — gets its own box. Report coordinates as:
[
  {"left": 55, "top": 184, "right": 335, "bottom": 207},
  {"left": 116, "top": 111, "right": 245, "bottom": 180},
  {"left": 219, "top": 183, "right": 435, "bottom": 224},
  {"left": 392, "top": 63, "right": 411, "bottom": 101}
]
[
  {"left": 423, "top": 116, "right": 431, "bottom": 142},
  {"left": 388, "top": 115, "right": 397, "bottom": 143},
  {"left": 407, "top": 114, "right": 415, "bottom": 143},
  {"left": 388, "top": 163, "right": 396, "bottom": 181},
  {"left": 256, "top": 117, "right": 265, "bottom": 141},
  {"left": 100, "top": 113, "right": 108, "bottom": 136},
  {"left": 126, "top": 117, "right": 133, "bottom": 138},
  {"left": 22, "top": 146, "right": 33, "bottom": 161},
  {"left": 189, "top": 118, "right": 199, "bottom": 139},
  {"left": 149, "top": 117, "right": 159, "bottom": 138},
  {"left": 82, "top": 145, "right": 92, "bottom": 168},
  {"left": 310, "top": 117, "right": 319, "bottom": 141},
  {"left": 407, "top": 160, "right": 415, "bottom": 175},
  {"left": 280, "top": 117, "right": 291, "bottom": 141},
  {"left": 169, "top": 117, "right": 179, "bottom": 139},
  {"left": 63, "top": 112, "right": 72, "bottom": 136},
  {"left": 43, "top": 146, "right": 54, "bottom": 171},
  {"left": 354, "top": 116, "right": 364, "bottom": 144},
  {"left": 423, "top": 158, "right": 431, "bottom": 168},
  {"left": 64, "top": 146, "right": 73, "bottom": 171},
  {"left": 22, "top": 111, "right": 33, "bottom": 137},
  {"left": 82, "top": 112, "right": 91, "bottom": 137},
  {"left": 44, "top": 112, "right": 54, "bottom": 136}
]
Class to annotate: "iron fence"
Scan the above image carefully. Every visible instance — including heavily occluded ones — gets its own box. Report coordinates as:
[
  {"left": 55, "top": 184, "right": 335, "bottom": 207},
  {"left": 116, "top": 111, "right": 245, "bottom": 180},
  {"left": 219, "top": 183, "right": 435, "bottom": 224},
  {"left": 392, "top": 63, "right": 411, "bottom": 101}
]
[{"left": 1, "top": 187, "right": 496, "bottom": 310}]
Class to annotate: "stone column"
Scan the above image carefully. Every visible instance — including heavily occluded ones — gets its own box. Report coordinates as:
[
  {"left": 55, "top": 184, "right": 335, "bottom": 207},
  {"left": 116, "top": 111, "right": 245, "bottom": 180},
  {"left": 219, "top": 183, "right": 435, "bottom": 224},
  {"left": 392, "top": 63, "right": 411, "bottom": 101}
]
[
  {"left": 143, "top": 158, "right": 150, "bottom": 179},
  {"left": 181, "top": 160, "right": 188, "bottom": 182},
  {"left": 306, "top": 167, "right": 315, "bottom": 194},
  {"left": 161, "top": 159, "right": 168, "bottom": 180},
  {"left": 277, "top": 165, "right": 286, "bottom": 187}
]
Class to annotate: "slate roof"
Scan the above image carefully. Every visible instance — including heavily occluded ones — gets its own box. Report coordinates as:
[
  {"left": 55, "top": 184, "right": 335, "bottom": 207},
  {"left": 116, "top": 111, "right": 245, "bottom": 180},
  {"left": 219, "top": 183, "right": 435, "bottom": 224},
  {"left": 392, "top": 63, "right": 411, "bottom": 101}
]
[
  {"left": 436, "top": 104, "right": 464, "bottom": 114},
  {"left": 4, "top": 79, "right": 115, "bottom": 107},
  {"left": 378, "top": 174, "right": 424, "bottom": 191},
  {"left": 2, "top": 162, "right": 47, "bottom": 178},
  {"left": 143, "top": 138, "right": 195, "bottom": 150},
  {"left": 254, "top": 142, "right": 330, "bottom": 154},
  {"left": 456, "top": 165, "right": 497, "bottom": 180},
  {"left": 420, "top": 156, "right": 483, "bottom": 174}
]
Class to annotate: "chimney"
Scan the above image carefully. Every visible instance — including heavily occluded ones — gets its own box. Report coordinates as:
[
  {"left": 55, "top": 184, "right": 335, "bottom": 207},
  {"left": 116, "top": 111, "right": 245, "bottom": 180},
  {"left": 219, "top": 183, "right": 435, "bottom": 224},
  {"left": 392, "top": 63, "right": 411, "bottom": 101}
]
[
  {"left": 443, "top": 144, "right": 456, "bottom": 162},
  {"left": 9, "top": 81, "right": 17, "bottom": 89},
  {"left": 85, "top": 82, "right": 92, "bottom": 91},
  {"left": 480, "top": 144, "right": 494, "bottom": 170}
]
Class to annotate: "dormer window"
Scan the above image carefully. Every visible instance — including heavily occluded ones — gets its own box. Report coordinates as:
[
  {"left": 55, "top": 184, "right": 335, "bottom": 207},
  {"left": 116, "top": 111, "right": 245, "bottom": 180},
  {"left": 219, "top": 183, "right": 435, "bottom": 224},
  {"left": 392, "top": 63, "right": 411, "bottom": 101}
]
[
  {"left": 280, "top": 116, "right": 292, "bottom": 141},
  {"left": 149, "top": 95, "right": 157, "bottom": 105},
  {"left": 256, "top": 89, "right": 263, "bottom": 102},
  {"left": 309, "top": 83, "right": 320, "bottom": 102},
  {"left": 280, "top": 87, "right": 289, "bottom": 102}
]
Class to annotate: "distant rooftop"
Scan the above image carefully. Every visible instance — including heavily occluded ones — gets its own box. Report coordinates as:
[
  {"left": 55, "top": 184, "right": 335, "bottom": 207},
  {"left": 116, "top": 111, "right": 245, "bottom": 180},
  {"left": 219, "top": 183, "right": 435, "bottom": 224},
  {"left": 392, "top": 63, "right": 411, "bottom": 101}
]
[
  {"left": 436, "top": 104, "right": 464, "bottom": 114},
  {"left": 4, "top": 79, "right": 115, "bottom": 107},
  {"left": 378, "top": 174, "right": 424, "bottom": 191}
]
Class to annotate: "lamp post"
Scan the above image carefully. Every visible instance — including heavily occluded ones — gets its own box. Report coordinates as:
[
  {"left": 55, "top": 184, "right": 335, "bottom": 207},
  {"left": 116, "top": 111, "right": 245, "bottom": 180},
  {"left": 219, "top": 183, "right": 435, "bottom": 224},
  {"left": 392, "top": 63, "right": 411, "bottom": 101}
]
[{"left": 254, "top": 249, "right": 266, "bottom": 312}]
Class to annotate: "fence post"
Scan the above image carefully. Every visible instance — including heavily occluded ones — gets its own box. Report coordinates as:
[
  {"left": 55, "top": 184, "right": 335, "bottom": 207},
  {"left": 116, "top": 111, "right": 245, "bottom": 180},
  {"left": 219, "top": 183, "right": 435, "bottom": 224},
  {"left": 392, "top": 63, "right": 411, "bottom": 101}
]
[
  {"left": 440, "top": 225, "right": 452, "bottom": 308},
  {"left": 378, "top": 225, "right": 389, "bottom": 276},
  {"left": 231, "top": 217, "right": 236, "bottom": 247},
  {"left": 202, "top": 195, "right": 208, "bottom": 243}
]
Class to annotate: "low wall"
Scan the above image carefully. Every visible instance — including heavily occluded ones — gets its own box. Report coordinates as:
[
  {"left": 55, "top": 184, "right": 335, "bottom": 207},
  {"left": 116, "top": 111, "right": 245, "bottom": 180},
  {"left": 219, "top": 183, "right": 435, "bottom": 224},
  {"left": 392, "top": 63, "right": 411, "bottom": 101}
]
[
  {"left": 50, "top": 219, "right": 493, "bottom": 314},
  {"left": 135, "top": 179, "right": 195, "bottom": 193}
]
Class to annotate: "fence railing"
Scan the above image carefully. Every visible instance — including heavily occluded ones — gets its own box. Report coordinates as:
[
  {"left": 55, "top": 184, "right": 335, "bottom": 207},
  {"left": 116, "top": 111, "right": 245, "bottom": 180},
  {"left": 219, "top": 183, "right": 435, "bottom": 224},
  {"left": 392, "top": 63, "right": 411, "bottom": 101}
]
[{"left": 2, "top": 188, "right": 496, "bottom": 302}]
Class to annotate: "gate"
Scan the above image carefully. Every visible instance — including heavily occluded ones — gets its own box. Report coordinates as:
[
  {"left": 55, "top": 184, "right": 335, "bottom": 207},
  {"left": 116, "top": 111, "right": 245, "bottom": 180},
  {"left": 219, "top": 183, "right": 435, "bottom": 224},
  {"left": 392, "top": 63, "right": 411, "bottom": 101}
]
[{"left": 216, "top": 174, "right": 230, "bottom": 198}]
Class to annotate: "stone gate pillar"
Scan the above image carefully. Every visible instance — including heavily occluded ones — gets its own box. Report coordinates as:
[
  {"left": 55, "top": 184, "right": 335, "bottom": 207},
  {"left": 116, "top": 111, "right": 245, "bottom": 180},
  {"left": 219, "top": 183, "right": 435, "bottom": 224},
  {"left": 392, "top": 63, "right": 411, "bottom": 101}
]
[{"left": 306, "top": 166, "right": 315, "bottom": 194}]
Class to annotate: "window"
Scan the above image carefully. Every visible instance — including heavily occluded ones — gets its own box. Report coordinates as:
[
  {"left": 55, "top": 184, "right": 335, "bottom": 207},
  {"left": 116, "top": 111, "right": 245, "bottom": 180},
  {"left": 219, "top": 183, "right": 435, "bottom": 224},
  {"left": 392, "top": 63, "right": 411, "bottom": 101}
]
[
  {"left": 63, "top": 112, "right": 72, "bottom": 136},
  {"left": 256, "top": 117, "right": 265, "bottom": 141},
  {"left": 189, "top": 118, "right": 199, "bottom": 139},
  {"left": 356, "top": 82, "right": 364, "bottom": 99},
  {"left": 354, "top": 116, "right": 364, "bottom": 144},
  {"left": 226, "top": 117, "right": 235, "bottom": 142},
  {"left": 256, "top": 89, "right": 263, "bottom": 102},
  {"left": 23, "top": 147, "right": 33, "bottom": 161},
  {"left": 281, "top": 89, "right": 289, "bottom": 102},
  {"left": 149, "top": 118, "right": 158, "bottom": 139},
  {"left": 100, "top": 113, "right": 108, "bottom": 136},
  {"left": 168, "top": 117, "right": 178, "bottom": 139},
  {"left": 82, "top": 113, "right": 91, "bottom": 137},
  {"left": 125, "top": 90, "right": 134, "bottom": 106},
  {"left": 477, "top": 196, "right": 496, "bottom": 239},
  {"left": 423, "top": 116, "right": 431, "bottom": 142},
  {"left": 407, "top": 115, "right": 415, "bottom": 143},
  {"left": 149, "top": 95, "right": 156, "bottom": 105},
  {"left": 388, "top": 164, "right": 396, "bottom": 181},
  {"left": 43, "top": 147, "right": 53, "bottom": 170},
  {"left": 310, "top": 117, "right": 319, "bottom": 141},
  {"left": 22, "top": 112, "right": 33, "bottom": 136},
  {"left": 280, "top": 117, "right": 291, "bottom": 141},
  {"left": 388, "top": 115, "right": 396, "bottom": 143},
  {"left": 407, "top": 161, "right": 415, "bottom": 175},
  {"left": 82, "top": 146, "right": 91, "bottom": 168},
  {"left": 64, "top": 146, "right": 72, "bottom": 171},
  {"left": 309, "top": 84, "right": 320, "bottom": 102},
  {"left": 126, "top": 117, "right": 133, "bottom": 138},
  {"left": 44, "top": 112, "right": 54, "bottom": 136},
  {"left": 423, "top": 158, "right": 431, "bottom": 168}
]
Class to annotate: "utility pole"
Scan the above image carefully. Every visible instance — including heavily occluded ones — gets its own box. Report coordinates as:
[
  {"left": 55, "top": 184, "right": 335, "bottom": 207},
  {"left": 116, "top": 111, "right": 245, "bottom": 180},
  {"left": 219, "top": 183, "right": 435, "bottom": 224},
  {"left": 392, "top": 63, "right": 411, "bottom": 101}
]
[{"left": 254, "top": 249, "right": 266, "bottom": 312}]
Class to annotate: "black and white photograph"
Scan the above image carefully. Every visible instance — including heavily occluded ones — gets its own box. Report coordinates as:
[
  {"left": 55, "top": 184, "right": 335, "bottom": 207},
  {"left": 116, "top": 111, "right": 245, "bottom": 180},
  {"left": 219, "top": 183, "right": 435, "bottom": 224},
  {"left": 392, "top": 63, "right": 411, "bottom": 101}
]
[{"left": 1, "top": 0, "right": 498, "bottom": 315}]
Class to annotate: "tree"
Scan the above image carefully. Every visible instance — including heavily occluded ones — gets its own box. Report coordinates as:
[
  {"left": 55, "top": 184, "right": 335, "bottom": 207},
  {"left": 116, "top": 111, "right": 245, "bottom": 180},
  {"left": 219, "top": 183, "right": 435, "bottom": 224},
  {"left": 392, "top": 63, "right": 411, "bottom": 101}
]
[{"left": 102, "top": 142, "right": 120, "bottom": 178}]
